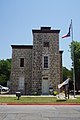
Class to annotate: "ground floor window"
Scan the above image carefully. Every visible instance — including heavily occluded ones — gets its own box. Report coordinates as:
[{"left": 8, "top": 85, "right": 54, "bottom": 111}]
[{"left": 44, "top": 56, "right": 48, "bottom": 68}]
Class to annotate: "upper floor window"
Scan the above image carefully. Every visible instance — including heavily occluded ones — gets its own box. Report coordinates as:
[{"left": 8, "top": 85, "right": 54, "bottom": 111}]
[
  {"left": 20, "top": 58, "right": 24, "bottom": 67},
  {"left": 43, "top": 42, "right": 49, "bottom": 47},
  {"left": 44, "top": 56, "right": 48, "bottom": 68}
]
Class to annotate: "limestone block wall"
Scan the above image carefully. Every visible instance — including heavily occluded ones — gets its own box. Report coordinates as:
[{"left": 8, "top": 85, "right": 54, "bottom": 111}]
[
  {"left": 42, "top": 32, "right": 60, "bottom": 90},
  {"left": 49, "top": 33, "right": 60, "bottom": 90},
  {"left": 10, "top": 27, "right": 63, "bottom": 95},
  {"left": 32, "top": 33, "right": 42, "bottom": 94},
  {"left": 10, "top": 45, "right": 33, "bottom": 94},
  {"left": 32, "top": 27, "right": 61, "bottom": 94}
]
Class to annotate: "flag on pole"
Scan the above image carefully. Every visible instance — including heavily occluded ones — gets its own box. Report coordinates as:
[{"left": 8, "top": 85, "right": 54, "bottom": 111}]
[
  {"left": 58, "top": 78, "right": 69, "bottom": 89},
  {"left": 62, "top": 22, "right": 72, "bottom": 38},
  {"left": 61, "top": 19, "right": 75, "bottom": 97}
]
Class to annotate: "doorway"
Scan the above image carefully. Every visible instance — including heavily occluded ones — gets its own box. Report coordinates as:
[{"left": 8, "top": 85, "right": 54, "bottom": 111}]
[
  {"left": 42, "top": 77, "right": 49, "bottom": 95},
  {"left": 18, "top": 77, "right": 24, "bottom": 94}
]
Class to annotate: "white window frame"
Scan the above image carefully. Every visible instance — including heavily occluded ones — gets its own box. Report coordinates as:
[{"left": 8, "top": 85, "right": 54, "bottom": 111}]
[{"left": 42, "top": 55, "right": 49, "bottom": 69}]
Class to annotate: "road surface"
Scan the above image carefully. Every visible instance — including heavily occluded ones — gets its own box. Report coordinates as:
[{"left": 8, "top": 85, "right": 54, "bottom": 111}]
[{"left": 0, "top": 105, "right": 80, "bottom": 120}]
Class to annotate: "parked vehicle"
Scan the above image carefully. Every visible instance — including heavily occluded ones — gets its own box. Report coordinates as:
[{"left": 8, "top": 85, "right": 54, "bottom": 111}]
[{"left": 0, "top": 85, "right": 10, "bottom": 93}]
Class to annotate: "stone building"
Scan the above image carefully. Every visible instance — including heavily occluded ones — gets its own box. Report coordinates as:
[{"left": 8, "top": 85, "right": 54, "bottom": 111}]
[{"left": 10, "top": 27, "right": 63, "bottom": 95}]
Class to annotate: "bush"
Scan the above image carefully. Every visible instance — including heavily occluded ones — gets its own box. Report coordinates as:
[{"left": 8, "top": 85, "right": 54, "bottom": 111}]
[
  {"left": 53, "top": 91, "right": 58, "bottom": 96},
  {"left": 33, "top": 92, "right": 38, "bottom": 95}
]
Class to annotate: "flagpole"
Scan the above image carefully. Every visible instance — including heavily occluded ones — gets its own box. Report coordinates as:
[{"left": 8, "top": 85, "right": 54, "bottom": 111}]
[{"left": 71, "top": 19, "right": 75, "bottom": 97}]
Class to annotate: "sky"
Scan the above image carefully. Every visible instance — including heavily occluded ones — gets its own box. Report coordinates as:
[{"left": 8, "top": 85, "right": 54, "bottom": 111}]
[{"left": 0, "top": 0, "right": 80, "bottom": 70}]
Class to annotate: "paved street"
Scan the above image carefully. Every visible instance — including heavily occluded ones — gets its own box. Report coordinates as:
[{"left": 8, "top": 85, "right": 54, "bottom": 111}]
[{"left": 0, "top": 105, "right": 80, "bottom": 120}]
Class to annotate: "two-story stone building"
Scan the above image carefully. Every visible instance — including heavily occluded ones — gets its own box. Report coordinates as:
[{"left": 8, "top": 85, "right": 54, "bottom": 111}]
[{"left": 10, "top": 27, "right": 63, "bottom": 95}]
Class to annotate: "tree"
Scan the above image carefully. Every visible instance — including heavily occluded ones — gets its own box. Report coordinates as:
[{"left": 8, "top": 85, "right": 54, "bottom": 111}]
[
  {"left": 63, "top": 67, "right": 72, "bottom": 81},
  {"left": 70, "top": 41, "right": 80, "bottom": 92},
  {"left": 0, "top": 59, "right": 11, "bottom": 85},
  {"left": 63, "top": 67, "right": 73, "bottom": 90}
]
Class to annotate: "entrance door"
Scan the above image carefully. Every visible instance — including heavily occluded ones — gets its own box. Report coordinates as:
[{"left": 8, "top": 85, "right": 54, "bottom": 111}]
[
  {"left": 42, "top": 77, "right": 49, "bottom": 95},
  {"left": 18, "top": 77, "right": 24, "bottom": 93}
]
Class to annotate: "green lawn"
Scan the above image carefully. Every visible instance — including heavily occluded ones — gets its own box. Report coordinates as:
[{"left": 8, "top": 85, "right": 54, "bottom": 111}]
[{"left": 0, "top": 96, "right": 80, "bottom": 104}]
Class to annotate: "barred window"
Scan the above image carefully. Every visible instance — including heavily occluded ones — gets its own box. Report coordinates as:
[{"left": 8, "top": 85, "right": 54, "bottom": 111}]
[
  {"left": 20, "top": 58, "right": 24, "bottom": 67},
  {"left": 43, "top": 42, "right": 49, "bottom": 47},
  {"left": 44, "top": 56, "right": 48, "bottom": 68}
]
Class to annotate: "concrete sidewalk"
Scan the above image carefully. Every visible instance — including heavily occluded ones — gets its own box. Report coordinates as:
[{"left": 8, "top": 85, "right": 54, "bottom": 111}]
[
  {"left": 0, "top": 94, "right": 80, "bottom": 97},
  {"left": 0, "top": 94, "right": 56, "bottom": 97}
]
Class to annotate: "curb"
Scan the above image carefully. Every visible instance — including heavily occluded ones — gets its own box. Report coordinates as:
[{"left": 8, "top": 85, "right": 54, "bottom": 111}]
[{"left": 0, "top": 103, "right": 80, "bottom": 106}]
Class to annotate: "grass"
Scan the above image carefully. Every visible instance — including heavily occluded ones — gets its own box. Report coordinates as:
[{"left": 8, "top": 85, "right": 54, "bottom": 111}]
[{"left": 0, "top": 96, "right": 80, "bottom": 104}]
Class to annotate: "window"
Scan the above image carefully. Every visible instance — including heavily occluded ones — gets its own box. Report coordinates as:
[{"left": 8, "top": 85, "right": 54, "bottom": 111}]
[
  {"left": 20, "top": 58, "right": 24, "bottom": 67},
  {"left": 43, "top": 42, "right": 49, "bottom": 47},
  {"left": 44, "top": 56, "right": 48, "bottom": 68},
  {"left": 43, "top": 77, "right": 48, "bottom": 80}
]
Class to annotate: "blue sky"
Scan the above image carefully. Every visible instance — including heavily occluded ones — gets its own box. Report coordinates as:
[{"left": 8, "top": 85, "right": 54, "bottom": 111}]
[{"left": 0, "top": 0, "right": 80, "bottom": 69}]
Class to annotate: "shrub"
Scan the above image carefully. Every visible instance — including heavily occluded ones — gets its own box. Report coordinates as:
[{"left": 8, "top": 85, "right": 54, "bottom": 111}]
[
  {"left": 53, "top": 91, "right": 58, "bottom": 96},
  {"left": 33, "top": 92, "right": 38, "bottom": 95}
]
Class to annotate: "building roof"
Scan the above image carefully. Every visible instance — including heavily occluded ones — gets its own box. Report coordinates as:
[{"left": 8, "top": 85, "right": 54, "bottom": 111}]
[
  {"left": 32, "top": 27, "right": 60, "bottom": 33},
  {"left": 11, "top": 45, "right": 33, "bottom": 49}
]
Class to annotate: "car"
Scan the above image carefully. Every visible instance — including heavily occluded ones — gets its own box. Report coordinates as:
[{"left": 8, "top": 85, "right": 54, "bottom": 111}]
[{"left": 0, "top": 85, "right": 10, "bottom": 92}]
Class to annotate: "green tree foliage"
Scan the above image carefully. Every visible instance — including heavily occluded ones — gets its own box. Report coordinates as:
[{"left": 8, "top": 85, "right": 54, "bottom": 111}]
[
  {"left": 63, "top": 67, "right": 72, "bottom": 81},
  {"left": 63, "top": 67, "right": 73, "bottom": 90},
  {"left": 0, "top": 59, "right": 11, "bottom": 84},
  {"left": 70, "top": 41, "right": 80, "bottom": 91}
]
